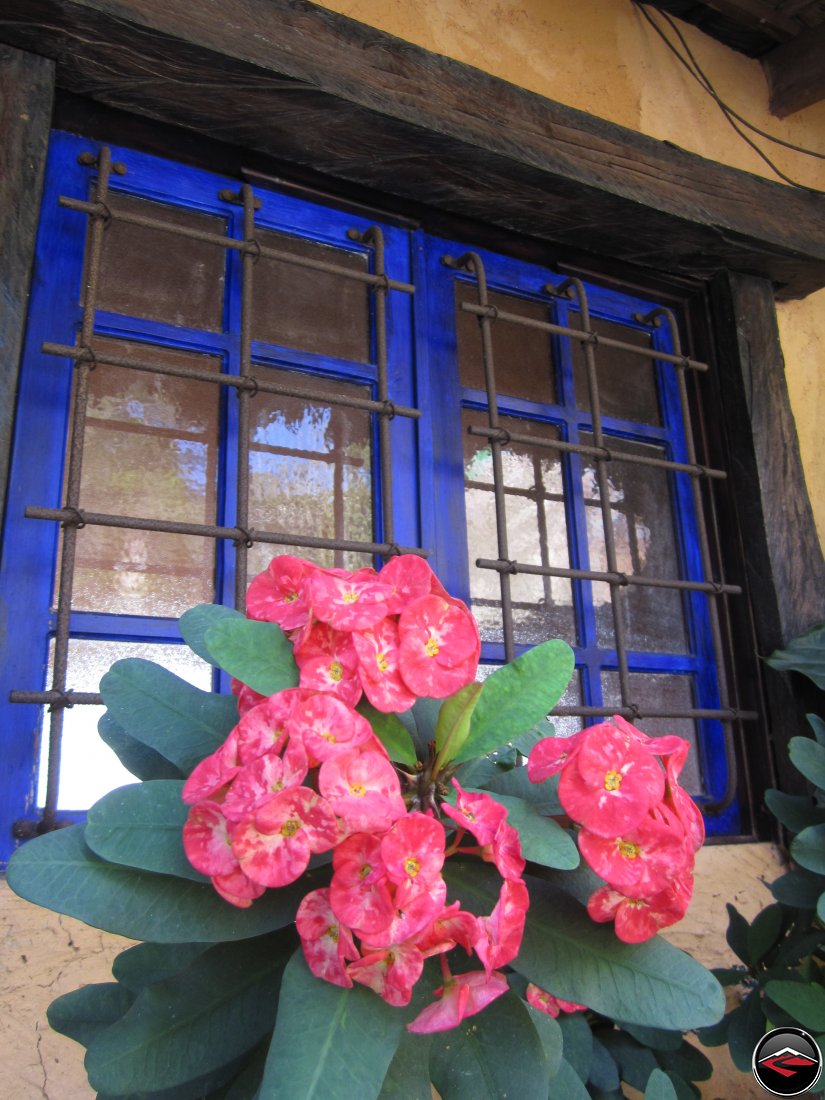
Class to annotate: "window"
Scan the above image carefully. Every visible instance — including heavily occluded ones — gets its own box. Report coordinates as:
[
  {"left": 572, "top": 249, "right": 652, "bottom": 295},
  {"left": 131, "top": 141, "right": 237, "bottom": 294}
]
[{"left": 0, "top": 131, "right": 750, "bottom": 864}]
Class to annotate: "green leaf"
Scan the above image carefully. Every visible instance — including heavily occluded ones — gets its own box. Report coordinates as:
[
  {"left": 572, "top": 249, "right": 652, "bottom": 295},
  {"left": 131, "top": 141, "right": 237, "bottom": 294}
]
[
  {"left": 645, "top": 1068, "right": 678, "bottom": 1100},
  {"left": 765, "top": 789, "right": 825, "bottom": 834},
  {"left": 765, "top": 979, "right": 825, "bottom": 1031},
  {"left": 789, "top": 736, "right": 825, "bottom": 791},
  {"left": 818, "top": 891, "right": 825, "bottom": 924},
  {"left": 808, "top": 713, "right": 825, "bottom": 747},
  {"left": 600, "top": 1031, "right": 658, "bottom": 1090},
  {"left": 429, "top": 990, "right": 548, "bottom": 1100},
  {"left": 204, "top": 618, "right": 298, "bottom": 696},
  {"left": 791, "top": 824, "right": 825, "bottom": 875},
  {"left": 558, "top": 1012, "right": 592, "bottom": 1084},
  {"left": 765, "top": 623, "right": 825, "bottom": 690},
  {"left": 656, "top": 1040, "right": 712, "bottom": 1083},
  {"left": 748, "top": 903, "right": 784, "bottom": 964},
  {"left": 771, "top": 868, "right": 824, "bottom": 909},
  {"left": 98, "top": 713, "right": 183, "bottom": 782},
  {"left": 434, "top": 682, "right": 483, "bottom": 768},
  {"left": 179, "top": 603, "right": 245, "bottom": 664},
  {"left": 376, "top": 1032, "right": 432, "bottom": 1100},
  {"left": 448, "top": 787, "right": 578, "bottom": 869},
  {"left": 727, "top": 991, "right": 765, "bottom": 1072},
  {"left": 85, "top": 780, "right": 205, "bottom": 882},
  {"left": 590, "top": 1038, "right": 620, "bottom": 1092},
  {"left": 481, "top": 763, "right": 562, "bottom": 815},
  {"left": 357, "top": 699, "right": 417, "bottom": 767},
  {"left": 724, "top": 903, "right": 752, "bottom": 965},
  {"left": 695, "top": 1012, "right": 731, "bottom": 1048},
  {"left": 259, "top": 950, "right": 408, "bottom": 1100},
  {"left": 398, "top": 697, "right": 442, "bottom": 760},
  {"left": 445, "top": 864, "right": 724, "bottom": 1031},
  {"left": 525, "top": 1004, "right": 563, "bottom": 1076},
  {"left": 47, "top": 983, "right": 135, "bottom": 1048},
  {"left": 6, "top": 824, "right": 318, "bottom": 942},
  {"left": 100, "top": 659, "right": 238, "bottom": 774},
  {"left": 458, "top": 641, "right": 574, "bottom": 764},
  {"left": 618, "top": 1023, "right": 683, "bottom": 1052},
  {"left": 548, "top": 1058, "right": 590, "bottom": 1099},
  {"left": 85, "top": 931, "right": 295, "bottom": 1094},
  {"left": 112, "top": 942, "right": 210, "bottom": 993}
]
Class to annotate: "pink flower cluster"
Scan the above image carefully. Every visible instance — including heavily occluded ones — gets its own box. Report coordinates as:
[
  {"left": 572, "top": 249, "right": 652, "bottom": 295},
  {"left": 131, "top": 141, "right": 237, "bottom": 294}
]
[
  {"left": 527, "top": 715, "right": 704, "bottom": 943},
  {"left": 245, "top": 553, "right": 480, "bottom": 711}
]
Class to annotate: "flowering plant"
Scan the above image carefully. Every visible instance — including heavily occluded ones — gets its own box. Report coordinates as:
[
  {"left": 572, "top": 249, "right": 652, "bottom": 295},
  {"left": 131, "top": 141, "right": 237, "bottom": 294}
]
[{"left": 8, "top": 554, "right": 723, "bottom": 1099}]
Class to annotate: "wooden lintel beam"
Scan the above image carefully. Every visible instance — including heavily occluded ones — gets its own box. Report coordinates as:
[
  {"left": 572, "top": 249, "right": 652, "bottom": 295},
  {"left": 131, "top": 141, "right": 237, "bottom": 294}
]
[
  {"left": 763, "top": 24, "right": 825, "bottom": 116},
  {"left": 701, "top": 0, "right": 798, "bottom": 40}
]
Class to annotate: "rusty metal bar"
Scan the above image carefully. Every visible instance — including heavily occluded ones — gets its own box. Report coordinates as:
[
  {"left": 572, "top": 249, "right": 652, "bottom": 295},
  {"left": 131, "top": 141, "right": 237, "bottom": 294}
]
[
  {"left": 475, "top": 556, "right": 741, "bottom": 596},
  {"left": 41, "top": 343, "right": 422, "bottom": 420},
  {"left": 460, "top": 298, "right": 709, "bottom": 372},
  {"left": 234, "top": 184, "right": 255, "bottom": 607},
  {"left": 466, "top": 424, "right": 727, "bottom": 480},
  {"left": 58, "top": 196, "right": 416, "bottom": 295},
  {"left": 552, "top": 704, "right": 757, "bottom": 721}
]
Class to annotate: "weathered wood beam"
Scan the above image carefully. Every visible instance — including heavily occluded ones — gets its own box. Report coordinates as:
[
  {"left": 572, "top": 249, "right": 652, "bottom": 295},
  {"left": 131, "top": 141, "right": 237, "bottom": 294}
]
[
  {"left": 1, "top": 0, "right": 825, "bottom": 298},
  {"left": 700, "top": 0, "right": 798, "bottom": 40},
  {"left": 763, "top": 24, "right": 825, "bottom": 116}
]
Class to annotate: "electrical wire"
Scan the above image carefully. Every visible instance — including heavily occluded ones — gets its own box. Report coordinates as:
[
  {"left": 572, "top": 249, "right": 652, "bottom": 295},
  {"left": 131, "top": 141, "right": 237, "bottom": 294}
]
[{"left": 633, "top": 1, "right": 825, "bottom": 193}]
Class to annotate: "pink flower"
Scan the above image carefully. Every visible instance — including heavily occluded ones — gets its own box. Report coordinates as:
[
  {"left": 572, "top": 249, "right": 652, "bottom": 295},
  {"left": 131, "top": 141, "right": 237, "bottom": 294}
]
[
  {"left": 308, "top": 568, "right": 394, "bottom": 631},
  {"left": 363, "top": 875, "right": 448, "bottom": 948},
  {"left": 235, "top": 690, "right": 306, "bottom": 765},
  {"left": 577, "top": 813, "right": 689, "bottom": 897},
  {"left": 297, "top": 888, "right": 360, "bottom": 987},
  {"left": 210, "top": 866, "right": 266, "bottom": 909},
  {"left": 407, "top": 970, "right": 508, "bottom": 1034},
  {"left": 475, "top": 878, "right": 529, "bottom": 975},
  {"left": 329, "top": 832, "right": 395, "bottom": 936},
  {"left": 558, "top": 721, "right": 665, "bottom": 837},
  {"left": 232, "top": 679, "right": 267, "bottom": 716},
  {"left": 413, "top": 901, "right": 479, "bottom": 958},
  {"left": 182, "top": 730, "right": 241, "bottom": 804},
  {"left": 221, "top": 752, "right": 307, "bottom": 821},
  {"left": 397, "top": 594, "right": 480, "bottom": 698},
  {"left": 348, "top": 941, "right": 425, "bottom": 1006},
  {"left": 232, "top": 787, "right": 339, "bottom": 888},
  {"left": 351, "top": 616, "right": 417, "bottom": 713},
  {"left": 289, "top": 693, "right": 373, "bottom": 764},
  {"left": 442, "top": 780, "right": 506, "bottom": 846},
  {"left": 381, "top": 812, "right": 446, "bottom": 888},
  {"left": 246, "top": 554, "right": 317, "bottom": 631},
  {"left": 319, "top": 748, "right": 407, "bottom": 833},
  {"left": 183, "top": 801, "right": 238, "bottom": 876},
  {"left": 378, "top": 554, "right": 435, "bottom": 614},
  {"left": 482, "top": 820, "right": 526, "bottom": 882},
  {"left": 526, "top": 983, "right": 587, "bottom": 1017},
  {"left": 587, "top": 876, "right": 693, "bottom": 943},
  {"left": 527, "top": 730, "right": 585, "bottom": 784}
]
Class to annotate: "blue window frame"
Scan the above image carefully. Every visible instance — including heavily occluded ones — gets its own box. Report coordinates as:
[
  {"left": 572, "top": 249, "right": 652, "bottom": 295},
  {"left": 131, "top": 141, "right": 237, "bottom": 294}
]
[{"left": 0, "top": 131, "right": 741, "bottom": 865}]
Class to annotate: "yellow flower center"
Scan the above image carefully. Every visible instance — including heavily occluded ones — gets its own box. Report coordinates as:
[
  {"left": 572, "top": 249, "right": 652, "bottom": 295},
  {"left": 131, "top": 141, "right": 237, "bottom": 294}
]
[
  {"left": 343, "top": 590, "right": 360, "bottom": 604},
  {"left": 284, "top": 591, "right": 299, "bottom": 604},
  {"left": 329, "top": 660, "right": 343, "bottom": 682},
  {"left": 350, "top": 783, "right": 366, "bottom": 797},
  {"left": 404, "top": 856, "right": 420, "bottom": 878},
  {"left": 425, "top": 637, "right": 440, "bottom": 658},
  {"left": 269, "top": 779, "right": 284, "bottom": 792},
  {"left": 322, "top": 729, "right": 336, "bottom": 743},
  {"left": 280, "top": 818, "right": 302, "bottom": 838},
  {"left": 327, "top": 924, "right": 339, "bottom": 942},
  {"left": 617, "top": 840, "right": 640, "bottom": 859},
  {"left": 359, "top": 862, "right": 372, "bottom": 879},
  {"left": 376, "top": 652, "right": 389, "bottom": 672},
  {"left": 625, "top": 898, "right": 646, "bottom": 909},
  {"left": 604, "top": 770, "right": 622, "bottom": 791}
]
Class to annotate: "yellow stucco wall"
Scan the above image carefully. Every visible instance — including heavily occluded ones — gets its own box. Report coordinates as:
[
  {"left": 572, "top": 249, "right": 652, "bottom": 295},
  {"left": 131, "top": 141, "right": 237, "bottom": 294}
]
[
  {"left": 318, "top": 0, "right": 825, "bottom": 548},
  {"left": 2, "top": 3, "right": 824, "bottom": 1097}
]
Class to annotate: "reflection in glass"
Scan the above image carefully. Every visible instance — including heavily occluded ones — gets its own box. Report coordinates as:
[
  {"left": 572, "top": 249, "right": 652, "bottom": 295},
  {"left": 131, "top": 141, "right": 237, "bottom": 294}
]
[
  {"left": 66, "top": 339, "right": 220, "bottom": 617},
  {"left": 601, "top": 671, "right": 701, "bottom": 793},
  {"left": 463, "top": 410, "right": 574, "bottom": 646},
  {"left": 583, "top": 435, "right": 688, "bottom": 653},
  {"left": 248, "top": 369, "right": 374, "bottom": 577},
  {"left": 570, "top": 314, "right": 659, "bottom": 424},
  {"left": 38, "top": 639, "right": 212, "bottom": 810},
  {"left": 455, "top": 283, "right": 555, "bottom": 403}
]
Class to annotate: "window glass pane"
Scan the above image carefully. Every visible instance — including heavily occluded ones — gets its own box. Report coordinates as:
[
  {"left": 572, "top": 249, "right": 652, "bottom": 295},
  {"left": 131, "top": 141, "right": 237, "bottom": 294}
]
[
  {"left": 248, "top": 368, "right": 374, "bottom": 577},
  {"left": 63, "top": 339, "right": 220, "bottom": 617},
  {"left": 38, "top": 639, "right": 212, "bottom": 810},
  {"left": 455, "top": 283, "right": 556, "bottom": 403},
  {"left": 583, "top": 435, "right": 688, "bottom": 653},
  {"left": 252, "top": 231, "right": 370, "bottom": 362},
  {"left": 601, "top": 671, "right": 701, "bottom": 794},
  {"left": 570, "top": 314, "right": 660, "bottom": 425},
  {"left": 463, "top": 409, "right": 575, "bottom": 646},
  {"left": 91, "top": 193, "right": 226, "bottom": 331}
]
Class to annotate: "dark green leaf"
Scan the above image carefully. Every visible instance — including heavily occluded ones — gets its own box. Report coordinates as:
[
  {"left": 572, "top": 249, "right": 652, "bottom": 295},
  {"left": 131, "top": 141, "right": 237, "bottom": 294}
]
[
  {"left": 85, "top": 780, "right": 205, "bottom": 882},
  {"left": 259, "top": 950, "right": 408, "bottom": 1100},
  {"left": 98, "top": 713, "right": 183, "bottom": 782},
  {"left": 525, "top": 1004, "right": 563, "bottom": 1076},
  {"left": 460, "top": 640, "right": 575, "bottom": 763},
  {"left": 100, "top": 659, "right": 237, "bottom": 774},
  {"left": 398, "top": 697, "right": 441, "bottom": 760},
  {"left": 645, "top": 1068, "right": 678, "bottom": 1100},
  {"left": 112, "top": 942, "right": 210, "bottom": 993},
  {"left": 748, "top": 903, "right": 784, "bottom": 964},
  {"left": 480, "top": 763, "right": 562, "bottom": 815},
  {"left": 765, "top": 623, "right": 825, "bottom": 690},
  {"left": 357, "top": 699, "right": 417, "bottom": 767},
  {"left": 818, "top": 891, "right": 825, "bottom": 924},
  {"left": 205, "top": 617, "right": 299, "bottom": 696},
  {"left": 709, "top": 966, "right": 748, "bottom": 987},
  {"left": 7, "top": 824, "right": 318, "bottom": 942},
  {"left": 376, "top": 1032, "right": 432, "bottom": 1100},
  {"left": 789, "top": 736, "right": 825, "bottom": 791},
  {"left": 661, "top": 1072, "right": 701, "bottom": 1100},
  {"left": 727, "top": 991, "right": 765, "bottom": 1072},
  {"left": 429, "top": 990, "right": 548, "bottom": 1100},
  {"left": 434, "top": 682, "right": 483, "bottom": 768},
  {"left": 695, "top": 1011, "right": 732, "bottom": 1047},
  {"left": 765, "top": 979, "right": 825, "bottom": 1031},
  {"left": 458, "top": 788, "right": 578, "bottom": 869},
  {"left": 724, "top": 903, "right": 752, "bottom": 965},
  {"left": 765, "top": 789, "right": 825, "bottom": 834},
  {"left": 590, "top": 1037, "right": 620, "bottom": 1091},
  {"left": 221, "top": 1045, "right": 268, "bottom": 1100},
  {"left": 808, "top": 713, "right": 825, "bottom": 747},
  {"left": 791, "top": 824, "right": 825, "bottom": 875},
  {"left": 656, "top": 1040, "right": 712, "bottom": 1083},
  {"left": 511, "top": 719, "right": 556, "bottom": 756},
  {"left": 600, "top": 1031, "right": 658, "bottom": 1090},
  {"left": 774, "top": 929, "right": 825, "bottom": 968},
  {"left": 547, "top": 1058, "right": 590, "bottom": 1099},
  {"left": 559, "top": 1011, "right": 593, "bottom": 1084},
  {"left": 95, "top": 1057, "right": 247, "bottom": 1100},
  {"left": 179, "top": 604, "right": 245, "bottom": 665},
  {"left": 771, "top": 868, "right": 824, "bottom": 909},
  {"left": 86, "top": 931, "right": 295, "bottom": 1094},
  {"left": 47, "top": 983, "right": 135, "bottom": 1048},
  {"left": 617, "top": 1023, "right": 682, "bottom": 1052}
]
